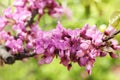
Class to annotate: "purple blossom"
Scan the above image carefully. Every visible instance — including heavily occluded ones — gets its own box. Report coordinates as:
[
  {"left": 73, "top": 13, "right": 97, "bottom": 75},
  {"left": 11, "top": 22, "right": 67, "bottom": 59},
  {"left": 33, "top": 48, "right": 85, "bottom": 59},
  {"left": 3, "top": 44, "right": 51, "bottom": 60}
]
[
  {"left": 0, "top": 31, "right": 13, "bottom": 41},
  {"left": 0, "top": 17, "right": 7, "bottom": 31},
  {"left": 4, "top": 7, "right": 12, "bottom": 18},
  {"left": 12, "top": 22, "right": 26, "bottom": 33},
  {"left": 105, "top": 25, "right": 116, "bottom": 36},
  {"left": 38, "top": 55, "right": 54, "bottom": 64},
  {"left": 5, "top": 39, "right": 23, "bottom": 53},
  {"left": 13, "top": 0, "right": 27, "bottom": 7},
  {"left": 86, "top": 63, "right": 92, "bottom": 75},
  {"left": 13, "top": 8, "right": 31, "bottom": 23},
  {"left": 76, "top": 50, "right": 85, "bottom": 58}
]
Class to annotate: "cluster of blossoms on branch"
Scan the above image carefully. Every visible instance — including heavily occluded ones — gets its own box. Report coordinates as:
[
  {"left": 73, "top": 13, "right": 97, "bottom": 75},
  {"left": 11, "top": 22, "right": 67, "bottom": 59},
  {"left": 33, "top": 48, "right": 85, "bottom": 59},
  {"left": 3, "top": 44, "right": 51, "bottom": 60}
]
[{"left": 0, "top": 0, "right": 120, "bottom": 75}]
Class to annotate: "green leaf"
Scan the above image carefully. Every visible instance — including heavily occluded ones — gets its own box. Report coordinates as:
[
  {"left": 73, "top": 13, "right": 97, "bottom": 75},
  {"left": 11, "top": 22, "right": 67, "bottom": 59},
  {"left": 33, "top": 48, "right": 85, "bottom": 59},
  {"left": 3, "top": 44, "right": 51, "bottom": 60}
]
[{"left": 109, "top": 11, "right": 120, "bottom": 28}]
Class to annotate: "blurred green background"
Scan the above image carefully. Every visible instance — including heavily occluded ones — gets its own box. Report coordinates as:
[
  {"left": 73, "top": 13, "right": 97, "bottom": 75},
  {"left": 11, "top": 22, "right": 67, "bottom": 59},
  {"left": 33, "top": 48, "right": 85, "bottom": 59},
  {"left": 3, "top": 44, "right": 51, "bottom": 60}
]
[{"left": 1, "top": 0, "right": 120, "bottom": 80}]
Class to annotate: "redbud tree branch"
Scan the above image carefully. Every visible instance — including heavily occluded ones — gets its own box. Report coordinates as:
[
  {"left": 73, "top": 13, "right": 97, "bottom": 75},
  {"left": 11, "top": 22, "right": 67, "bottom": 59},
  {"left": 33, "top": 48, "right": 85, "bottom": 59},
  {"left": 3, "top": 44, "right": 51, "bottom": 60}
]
[
  {"left": 4, "top": 29, "right": 120, "bottom": 64},
  {"left": 0, "top": 45, "right": 36, "bottom": 64},
  {"left": 2, "top": 8, "right": 120, "bottom": 64}
]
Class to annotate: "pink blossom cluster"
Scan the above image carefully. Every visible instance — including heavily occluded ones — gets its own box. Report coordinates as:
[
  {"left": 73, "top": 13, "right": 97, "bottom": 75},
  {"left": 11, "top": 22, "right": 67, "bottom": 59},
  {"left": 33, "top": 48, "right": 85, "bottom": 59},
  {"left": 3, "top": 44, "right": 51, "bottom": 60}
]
[
  {"left": 34, "top": 23, "right": 120, "bottom": 75},
  {"left": 0, "top": 0, "right": 63, "bottom": 53},
  {"left": 0, "top": 0, "right": 63, "bottom": 33},
  {"left": 13, "top": 0, "right": 63, "bottom": 17},
  {"left": 0, "top": 0, "right": 120, "bottom": 75}
]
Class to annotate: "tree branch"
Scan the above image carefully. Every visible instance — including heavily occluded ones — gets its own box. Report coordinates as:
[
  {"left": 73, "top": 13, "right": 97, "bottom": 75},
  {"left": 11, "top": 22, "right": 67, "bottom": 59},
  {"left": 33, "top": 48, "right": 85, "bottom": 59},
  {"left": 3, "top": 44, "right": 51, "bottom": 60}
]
[
  {"left": 4, "top": 52, "right": 36, "bottom": 64},
  {"left": 3, "top": 29, "right": 120, "bottom": 64},
  {"left": 2, "top": 10, "right": 120, "bottom": 64},
  {"left": 14, "top": 53, "right": 36, "bottom": 60},
  {"left": 0, "top": 45, "right": 36, "bottom": 64}
]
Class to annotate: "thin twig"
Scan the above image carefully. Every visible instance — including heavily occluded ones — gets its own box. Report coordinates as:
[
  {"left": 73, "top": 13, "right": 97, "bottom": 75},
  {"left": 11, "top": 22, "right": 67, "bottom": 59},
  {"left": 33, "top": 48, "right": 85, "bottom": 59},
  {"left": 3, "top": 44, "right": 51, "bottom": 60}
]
[
  {"left": 103, "top": 29, "right": 120, "bottom": 42},
  {"left": 14, "top": 53, "right": 36, "bottom": 60},
  {"left": 0, "top": 45, "right": 36, "bottom": 64},
  {"left": 25, "top": 10, "right": 38, "bottom": 27},
  {"left": 4, "top": 53, "right": 36, "bottom": 64}
]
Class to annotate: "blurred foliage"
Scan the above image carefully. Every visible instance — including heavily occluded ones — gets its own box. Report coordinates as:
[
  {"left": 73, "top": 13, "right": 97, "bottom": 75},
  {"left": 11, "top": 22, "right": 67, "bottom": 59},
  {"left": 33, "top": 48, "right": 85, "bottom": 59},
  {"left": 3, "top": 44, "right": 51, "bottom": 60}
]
[{"left": 1, "top": 0, "right": 120, "bottom": 80}]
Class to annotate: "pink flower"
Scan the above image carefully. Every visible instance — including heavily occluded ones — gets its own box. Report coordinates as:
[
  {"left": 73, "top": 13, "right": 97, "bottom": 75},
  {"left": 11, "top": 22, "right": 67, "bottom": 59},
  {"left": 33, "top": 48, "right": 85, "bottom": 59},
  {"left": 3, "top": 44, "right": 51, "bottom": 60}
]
[
  {"left": 13, "top": 8, "right": 31, "bottom": 23},
  {"left": 13, "top": 0, "right": 27, "bottom": 7},
  {"left": 105, "top": 25, "right": 116, "bottom": 36},
  {"left": 76, "top": 50, "right": 85, "bottom": 58},
  {"left": 86, "top": 64, "right": 92, "bottom": 75},
  {"left": 0, "top": 17, "right": 7, "bottom": 31},
  {"left": 4, "top": 7, "right": 12, "bottom": 18},
  {"left": 5, "top": 39, "right": 23, "bottom": 53},
  {"left": 0, "top": 31, "right": 13, "bottom": 41},
  {"left": 38, "top": 56, "right": 53, "bottom": 64}
]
